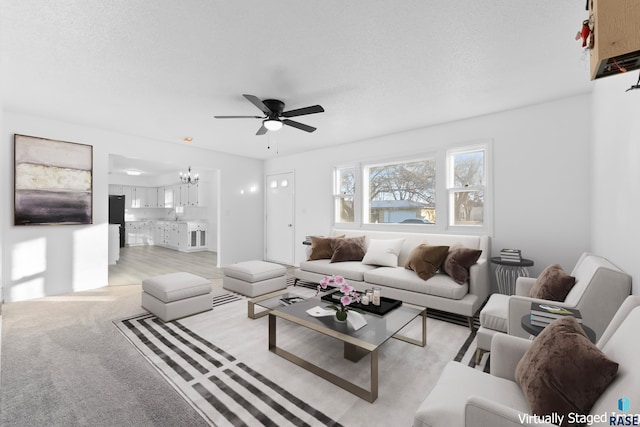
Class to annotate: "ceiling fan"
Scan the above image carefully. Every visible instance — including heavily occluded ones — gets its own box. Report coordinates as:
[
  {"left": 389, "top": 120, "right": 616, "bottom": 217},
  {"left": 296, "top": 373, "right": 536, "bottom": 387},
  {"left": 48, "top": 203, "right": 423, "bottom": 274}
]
[{"left": 214, "top": 94, "right": 324, "bottom": 135}]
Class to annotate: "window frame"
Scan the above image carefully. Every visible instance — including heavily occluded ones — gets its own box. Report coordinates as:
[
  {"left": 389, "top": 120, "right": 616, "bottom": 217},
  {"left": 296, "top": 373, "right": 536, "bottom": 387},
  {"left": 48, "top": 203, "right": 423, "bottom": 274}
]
[
  {"left": 445, "top": 143, "right": 491, "bottom": 234},
  {"left": 332, "top": 140, "right": 492, "bottom": 235},
  {"left": 333, "top": 164, "right": 358, "bottom": 224},
  {"left": 362, "top": 154, "right": 437, "bottom": 226}
]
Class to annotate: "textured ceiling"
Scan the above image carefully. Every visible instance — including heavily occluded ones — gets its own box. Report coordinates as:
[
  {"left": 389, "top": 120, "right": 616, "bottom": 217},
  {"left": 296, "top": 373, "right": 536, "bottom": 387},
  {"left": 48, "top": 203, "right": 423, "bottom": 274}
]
[{"left": 1, "top": 0, "right": 593, "bottom": 161}]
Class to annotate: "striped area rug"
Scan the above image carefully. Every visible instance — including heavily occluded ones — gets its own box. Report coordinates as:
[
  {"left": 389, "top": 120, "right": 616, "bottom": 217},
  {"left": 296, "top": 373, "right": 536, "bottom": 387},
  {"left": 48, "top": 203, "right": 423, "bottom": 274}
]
[
  {"left": 115, "top": 311, "right": 342, "bottom": 427},
  {"left": 212, "top": 292, "right": 242, "bottom": 307},
  {"left": 115, "top": 289, "right": 487, "bottom": 426}
]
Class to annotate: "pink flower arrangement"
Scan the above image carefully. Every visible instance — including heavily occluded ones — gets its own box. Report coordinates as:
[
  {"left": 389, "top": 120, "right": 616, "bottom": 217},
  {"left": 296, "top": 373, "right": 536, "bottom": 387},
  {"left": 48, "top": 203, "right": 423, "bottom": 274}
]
[{"left": 317, "top": 275, "right": 360, "bottom": 321}]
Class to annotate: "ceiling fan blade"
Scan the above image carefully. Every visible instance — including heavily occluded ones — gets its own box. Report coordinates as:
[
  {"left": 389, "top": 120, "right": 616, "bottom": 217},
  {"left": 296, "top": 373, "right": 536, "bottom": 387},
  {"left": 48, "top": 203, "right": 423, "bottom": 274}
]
[
  {"left": 214, "top": 115, "right": 262, "bottom": 119},
  {"left": 283, "top": 119, "right": 316, "bottom": 133},
  {"left": 243, "top": 94, "right": 272, "bottom": 115},
  {"left": 256, "top": 124, "right": 268, "bottom": 135},
  {"left": 281, "top": 105, "right": 324, "bottom": 118}
]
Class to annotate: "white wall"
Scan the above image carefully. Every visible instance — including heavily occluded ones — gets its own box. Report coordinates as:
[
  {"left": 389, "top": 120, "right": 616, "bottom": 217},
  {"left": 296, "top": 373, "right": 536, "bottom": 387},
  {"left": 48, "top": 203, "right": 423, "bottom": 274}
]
[
  {"left": 591, "top": 73, "right": 640, "bottom": 295},
  {"left": 1, "top": 112, "right": 263, "bottom": 302},
  {"left": 265, "top": 95, "right": 592, "bottom": 288}
]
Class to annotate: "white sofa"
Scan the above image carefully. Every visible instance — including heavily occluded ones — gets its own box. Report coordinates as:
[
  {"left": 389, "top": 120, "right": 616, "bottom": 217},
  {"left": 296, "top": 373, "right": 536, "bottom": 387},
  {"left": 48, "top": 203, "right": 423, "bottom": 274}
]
[
  {"left": 293, "top": 229, "right": 490, "bottom": 327},
  {"left": 414, "top": 295, "right": 640, "bottom": 427}
]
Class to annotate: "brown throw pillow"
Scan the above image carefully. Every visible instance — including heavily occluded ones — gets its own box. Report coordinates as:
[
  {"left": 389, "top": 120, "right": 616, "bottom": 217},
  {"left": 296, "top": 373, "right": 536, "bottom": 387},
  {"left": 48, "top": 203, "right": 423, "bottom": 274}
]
[
  {"left": 442, "top": 248, "right": 482, "bottom": 284},
  {"left": 308, "top": 235, "right": 345, "bottom": 260},
  {"left": 515, "top": 316, "right": 618, "bottom": 425},
  {"left": 404, "top": 244, "right": 450, "bottom": 280},
  {"left": 529, "top": 264, "right": 576, "bottom": 301},
  {"left": 329, "top": 236, "right": 366, "bottom": 263}
]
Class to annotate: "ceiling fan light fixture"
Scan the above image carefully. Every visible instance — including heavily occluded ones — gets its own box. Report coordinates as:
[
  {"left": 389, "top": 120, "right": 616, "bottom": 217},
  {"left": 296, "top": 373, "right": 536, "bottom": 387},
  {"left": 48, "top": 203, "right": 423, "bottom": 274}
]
[{"left": 263, "top": 118, "right": 283, "bottom": 131}]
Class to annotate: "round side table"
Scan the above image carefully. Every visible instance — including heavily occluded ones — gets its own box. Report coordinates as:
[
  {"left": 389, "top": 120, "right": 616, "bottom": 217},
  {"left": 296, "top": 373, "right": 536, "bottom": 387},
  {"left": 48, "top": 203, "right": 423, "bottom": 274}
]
[
  {"left": 521, "top": 315, "right": 596, "bottom": 343},
  {"left": 490, "top": 257, "right": 534, "bottom": 295}
]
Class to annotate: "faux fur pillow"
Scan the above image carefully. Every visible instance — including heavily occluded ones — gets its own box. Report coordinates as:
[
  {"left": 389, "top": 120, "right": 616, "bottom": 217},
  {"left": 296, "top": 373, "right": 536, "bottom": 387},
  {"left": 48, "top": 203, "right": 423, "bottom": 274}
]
[
  {"left": 329, "top": 236, "right": 366, "bottom": 263},
  {"left": 529, "top": 264, "right": 576, "bottom": 301},
  {"left": 442, "top": 247, "right": 483, "bottom": 284},
  {"left": 404, "top": 244, "right": 450, "bottom": 281},
  {"left": 308, "top": 235, "right": 345, "bottom": 260},
  {"left": 515, "top": 316, "right": 618, "bottom": 424}
]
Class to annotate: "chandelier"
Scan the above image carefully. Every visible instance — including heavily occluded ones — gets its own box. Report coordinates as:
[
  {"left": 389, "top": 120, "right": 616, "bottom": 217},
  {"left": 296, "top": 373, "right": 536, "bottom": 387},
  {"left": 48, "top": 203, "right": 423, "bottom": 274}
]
[{"left": 179, "top": 166, "right": 199, "bottom": 185}]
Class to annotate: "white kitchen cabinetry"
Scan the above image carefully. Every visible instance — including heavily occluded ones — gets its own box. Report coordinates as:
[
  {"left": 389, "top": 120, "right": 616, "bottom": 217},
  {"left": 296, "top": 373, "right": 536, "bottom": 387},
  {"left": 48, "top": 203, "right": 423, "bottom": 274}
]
[
  {"left": 186, "top": 184, "right": 199, "bottom": 207},
  {"left": 123, "top": 186, "right": 134, "bottom": 207},
  {"left": 125, "top": 220, "right": 207, "bottom": 251},
  {"left": 178, "top": 222, "right": 207, "bottom": 252},
  {"left": 109, "top": 185, "right": 124, "bottom": 195},
  {"left": 165, "top": 222, "right": 180, "bottom": 249},
  {"left": 143, "top": 187, "right": 158, "bottom": 208},
  {"left": 112, "top": 183, "right": 206, "bottom": 208},
  {"left": 125, "top": 221, "right": 153, "bottom": 246},
  {"left": 153, "top": 222, "right": 165, "bottom": 244}
]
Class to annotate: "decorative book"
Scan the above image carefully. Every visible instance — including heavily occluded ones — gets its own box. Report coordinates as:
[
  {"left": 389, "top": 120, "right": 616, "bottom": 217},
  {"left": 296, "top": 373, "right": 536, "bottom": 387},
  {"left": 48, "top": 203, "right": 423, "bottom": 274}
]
[
  {"left": 530, "top": 302, "right": 582, "bottom": 325},
  {"left": 279, "top": 296, "right": 305, "bottom": 306}
]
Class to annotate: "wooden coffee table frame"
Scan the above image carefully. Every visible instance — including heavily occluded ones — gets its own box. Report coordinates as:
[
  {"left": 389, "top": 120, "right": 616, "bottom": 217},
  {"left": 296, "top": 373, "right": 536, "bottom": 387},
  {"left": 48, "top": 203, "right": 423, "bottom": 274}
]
[{"left": 267, "top": 303, "right": 426, "bottom": 403}]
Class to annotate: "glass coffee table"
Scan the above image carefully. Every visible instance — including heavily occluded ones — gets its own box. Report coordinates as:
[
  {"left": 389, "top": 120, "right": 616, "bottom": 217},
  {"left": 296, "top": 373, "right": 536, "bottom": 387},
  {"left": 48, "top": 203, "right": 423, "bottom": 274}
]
[
  {"left": 265, "top": 296, "right": 426, "bottom": 402},
  {"left": 247, "top": 289, "right": 307, "bottom": 319}
]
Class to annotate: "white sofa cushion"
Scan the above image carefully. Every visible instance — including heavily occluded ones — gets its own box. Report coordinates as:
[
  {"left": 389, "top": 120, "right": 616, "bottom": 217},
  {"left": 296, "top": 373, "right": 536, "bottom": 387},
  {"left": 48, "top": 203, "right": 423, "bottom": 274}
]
[
  {"left": 223, "top": 260, "right": 286, "bottom": 283},
  {"left": 363, "top": 268, "right": 468, "bottom": 300},
  {"left": 479, "top": 293, "right": 510, "bottom": 333},
  {"left": 298, "top": 259, "right": 376, "bottom": 282},
  {"left": 414, "top": 361, "right": 529, "bottom": 427},
  {"left": 361, "top": 238, "right": 404, "bottom": 267}
]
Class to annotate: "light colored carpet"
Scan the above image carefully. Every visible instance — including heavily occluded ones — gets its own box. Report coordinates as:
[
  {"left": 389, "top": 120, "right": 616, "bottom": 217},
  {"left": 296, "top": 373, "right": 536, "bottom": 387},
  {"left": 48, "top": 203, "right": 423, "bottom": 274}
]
[
  {"left": 0, "top": 284, "right": 210, "bottom": 427},
  {"left": 115, "top": 284, "right": 488, "bottom": 426}
]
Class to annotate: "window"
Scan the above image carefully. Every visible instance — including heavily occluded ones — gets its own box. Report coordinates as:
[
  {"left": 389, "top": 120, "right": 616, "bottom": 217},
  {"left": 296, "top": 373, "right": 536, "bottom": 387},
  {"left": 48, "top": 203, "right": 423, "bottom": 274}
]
[
  {"left": 447, "top": 147, "right": 486, "bottom": 227},
  {"left": 334, "top": 166, "right": 355, "bottom": 223},
  {"left": 333, "top": 141, "right": 490, "bottom": 233},
  {"left": 363, "top": 158, "right": 436, "bottom": 224}
]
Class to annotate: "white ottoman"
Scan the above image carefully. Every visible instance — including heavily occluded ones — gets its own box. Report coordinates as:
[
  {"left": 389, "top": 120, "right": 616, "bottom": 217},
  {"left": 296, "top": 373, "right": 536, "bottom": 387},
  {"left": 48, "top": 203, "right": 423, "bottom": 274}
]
[
  {"left": 223, "top": 260, "right": 287, "bottom": 297},
  {"left": 141, "top": 272, "right": 212, "bottom": 322}
]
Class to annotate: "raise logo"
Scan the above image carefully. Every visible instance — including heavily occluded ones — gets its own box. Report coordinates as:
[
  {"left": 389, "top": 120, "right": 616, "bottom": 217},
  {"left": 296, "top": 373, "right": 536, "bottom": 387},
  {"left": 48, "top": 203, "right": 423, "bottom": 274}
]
[
  {"left": 620, "top": 398, "right": 631, "bottom": 413},
  {"left": 610, "top": 397, "right": 639, "bottom": 426}
]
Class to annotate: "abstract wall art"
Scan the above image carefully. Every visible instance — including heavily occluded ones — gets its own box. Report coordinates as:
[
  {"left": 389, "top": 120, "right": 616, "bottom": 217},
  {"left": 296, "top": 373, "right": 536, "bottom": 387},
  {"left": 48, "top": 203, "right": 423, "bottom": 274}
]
[{"left": 14, "top": 134, "right": 93, "bottom": 225}]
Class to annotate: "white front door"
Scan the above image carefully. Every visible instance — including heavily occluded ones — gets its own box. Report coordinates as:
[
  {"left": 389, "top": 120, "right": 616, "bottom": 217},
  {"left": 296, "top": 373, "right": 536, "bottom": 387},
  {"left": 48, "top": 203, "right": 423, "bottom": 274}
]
[{"left": 265, "top": 172, "right": 294, "bottom": 265}]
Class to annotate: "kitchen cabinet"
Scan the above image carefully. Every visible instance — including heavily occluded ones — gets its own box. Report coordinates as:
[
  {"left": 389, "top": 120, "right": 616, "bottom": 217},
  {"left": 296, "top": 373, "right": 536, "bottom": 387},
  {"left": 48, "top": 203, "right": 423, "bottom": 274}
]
[
  {"left": 589, "top": 0, "right": 640, "bottom": 79},
  {"left": 125, "top": 221, "right": 152, "bottom": 246},
  {"left": 109, "top": 185, "right": 124, "bottom": 195},
  {"left": 125, "top": 220, "right": 208, "bottom": 251},
  {"left": 164, "top": 222, "right": 180, "bottom": 249},
  {"left": 123, "top": 186, "right": 134, "bottom": 207},
  {"left": 143, "top": 187, "right": 158, "bottom": 208},
  {"left": 178, "top": 222, "right": 207, "bottom": 252},
  {"left": 153, "top": 222, "right": 165, "bottom": 244},
  {"left": 186, "top": 184, "right": 199, "bottom": 207},
  {"left": 111, "top": 183, "right": 206, "bottom": 209}
]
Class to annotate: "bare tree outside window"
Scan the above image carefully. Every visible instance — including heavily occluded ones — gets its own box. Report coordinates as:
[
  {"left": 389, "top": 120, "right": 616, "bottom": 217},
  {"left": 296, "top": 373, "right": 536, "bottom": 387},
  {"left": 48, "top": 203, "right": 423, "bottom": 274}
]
[
  {"left": 335, "top": 167, "right": 355, "bottom": 223},
  {"left": 449, "top": 150, "right": 485, "bottom": 226},
  {"left": 365, "top": 159, "right": 436, "bottom": 224},
  {"left": 333, "top": 144, "right": 489, "bottom": 230}
]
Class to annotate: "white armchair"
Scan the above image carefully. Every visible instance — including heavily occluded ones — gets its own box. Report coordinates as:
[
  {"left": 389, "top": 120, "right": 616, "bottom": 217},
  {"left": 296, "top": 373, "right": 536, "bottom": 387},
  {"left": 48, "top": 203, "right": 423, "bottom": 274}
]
[
  {"left": 475, "top": 253, "right": 631, "bottom": 363},
  {"left": 414, "top": 295, "right": 640, "bottom": 427}
]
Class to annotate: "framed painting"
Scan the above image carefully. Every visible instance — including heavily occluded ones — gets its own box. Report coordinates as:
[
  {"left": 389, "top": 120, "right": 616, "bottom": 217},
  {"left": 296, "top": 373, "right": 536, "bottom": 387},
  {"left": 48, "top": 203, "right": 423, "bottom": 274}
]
[{"left": 14, "top": 134, "right": 93, "bottom": 225}]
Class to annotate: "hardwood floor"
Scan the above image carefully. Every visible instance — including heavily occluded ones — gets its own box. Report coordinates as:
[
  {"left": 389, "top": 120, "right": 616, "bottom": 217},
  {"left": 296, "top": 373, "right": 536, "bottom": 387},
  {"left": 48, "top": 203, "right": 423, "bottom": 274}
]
[{"left": 108, "top": 246, "right": 223, "bottom": 285}]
